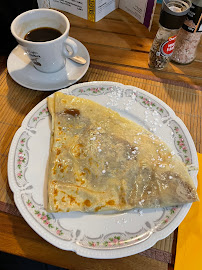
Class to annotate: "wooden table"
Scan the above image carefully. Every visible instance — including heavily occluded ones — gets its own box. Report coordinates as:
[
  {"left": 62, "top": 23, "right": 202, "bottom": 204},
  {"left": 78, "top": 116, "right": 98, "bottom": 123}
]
[
  {"left": 0, "top": 4, "right": 201, "bottom": 270},
  {"left": 67, "top": 4, "right": 202, "bottom": 86}
]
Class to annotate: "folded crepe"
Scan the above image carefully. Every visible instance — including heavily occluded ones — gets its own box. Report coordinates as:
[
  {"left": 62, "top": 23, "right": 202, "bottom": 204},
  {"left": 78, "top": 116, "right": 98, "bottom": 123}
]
[{"left": 47, "top": 92, "right": 198, "bottom": 212}]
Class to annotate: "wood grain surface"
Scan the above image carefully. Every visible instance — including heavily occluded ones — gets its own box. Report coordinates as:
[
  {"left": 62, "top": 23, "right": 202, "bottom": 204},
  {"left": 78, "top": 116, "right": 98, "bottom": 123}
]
[
  {"left": 0, "top": 213, "right": 168, "bottom": 270},
  {"left": 63, "top": 5, "right": 202, "bottom": 87},
  {"left": 1, "top": 4, "right": 201, "bottom": 269}
]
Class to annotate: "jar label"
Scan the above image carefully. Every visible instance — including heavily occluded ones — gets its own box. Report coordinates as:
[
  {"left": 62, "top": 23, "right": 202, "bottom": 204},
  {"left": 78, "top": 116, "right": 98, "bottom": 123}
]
[
  {"left": 182, "top": 4, "right": 202, "bottom": 33},
  {"left": 160, "top": 36, "right": 176, "bottom": 56}
]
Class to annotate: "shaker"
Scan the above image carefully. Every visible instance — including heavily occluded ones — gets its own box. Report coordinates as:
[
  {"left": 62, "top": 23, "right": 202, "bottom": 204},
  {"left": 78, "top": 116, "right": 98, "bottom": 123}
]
[
  {"left": 171, "top": 0, "right": 202, "bottom": 64},
  {"left": 148, "top": 0, "right": 192, "bottom": 70}
]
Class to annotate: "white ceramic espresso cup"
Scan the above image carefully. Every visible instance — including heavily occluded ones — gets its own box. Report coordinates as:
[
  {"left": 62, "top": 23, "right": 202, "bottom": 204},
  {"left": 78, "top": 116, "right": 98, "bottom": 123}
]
[{"left": 11, "top": 9, "right": 78, "bottom": 73}]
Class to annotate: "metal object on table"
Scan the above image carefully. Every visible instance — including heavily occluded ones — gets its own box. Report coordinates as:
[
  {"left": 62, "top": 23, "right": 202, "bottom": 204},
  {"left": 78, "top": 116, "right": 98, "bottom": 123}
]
[{"left": 70, "top": 55, "right": 87, "bottom": 65}]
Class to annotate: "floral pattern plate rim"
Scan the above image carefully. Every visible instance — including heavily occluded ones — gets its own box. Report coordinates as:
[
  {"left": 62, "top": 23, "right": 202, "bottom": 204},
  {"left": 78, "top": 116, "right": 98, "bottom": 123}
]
[{"left": 8, "top": 81, "right": 198, "bottom": 259}]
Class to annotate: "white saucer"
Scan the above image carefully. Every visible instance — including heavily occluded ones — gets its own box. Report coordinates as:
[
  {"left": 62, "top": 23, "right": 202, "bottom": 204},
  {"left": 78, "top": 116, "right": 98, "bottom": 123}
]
[{"left": 7, "top": 37, "right": 90, "bottom": 91}]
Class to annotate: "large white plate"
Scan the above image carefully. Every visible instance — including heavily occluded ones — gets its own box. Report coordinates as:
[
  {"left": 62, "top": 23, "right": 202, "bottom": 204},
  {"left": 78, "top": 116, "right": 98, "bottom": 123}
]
[{"left": 8, "top": 82, "right": 198, "bottom": 259}]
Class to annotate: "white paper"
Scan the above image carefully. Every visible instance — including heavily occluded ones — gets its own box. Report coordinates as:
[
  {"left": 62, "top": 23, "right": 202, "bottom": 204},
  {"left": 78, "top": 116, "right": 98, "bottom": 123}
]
[
  {"left": 37, "top": 0, "right": 157, "bottom": 29},
  {"left": 96, "top": 0, "right": 119, "bottom": 21},
  {"left": 119, "top": 0, "right": 157, "bottom": 30},
  {"left": 119, "top": 0, "right": 147, "bottom": 24},
  {"left": 50, "top": 0, "right": 88, "bottom": 20}
]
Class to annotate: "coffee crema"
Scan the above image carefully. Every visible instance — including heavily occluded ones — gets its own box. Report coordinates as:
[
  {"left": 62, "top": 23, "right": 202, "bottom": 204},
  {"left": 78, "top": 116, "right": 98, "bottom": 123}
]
[{"left": 24, "top": 27, "right": 62, "bottom": 42}]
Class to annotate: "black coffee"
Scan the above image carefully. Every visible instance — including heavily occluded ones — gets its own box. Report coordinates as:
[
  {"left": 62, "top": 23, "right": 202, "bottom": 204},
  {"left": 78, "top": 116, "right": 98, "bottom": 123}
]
[{"left": 24, "top": 27, "right": 62, "bottom": 42}]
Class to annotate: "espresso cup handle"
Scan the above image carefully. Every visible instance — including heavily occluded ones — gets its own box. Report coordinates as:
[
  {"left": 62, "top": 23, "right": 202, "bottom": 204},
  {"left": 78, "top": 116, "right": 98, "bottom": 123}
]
[{"left": 63, "top": 38, "right": 78, "bottom": 58}]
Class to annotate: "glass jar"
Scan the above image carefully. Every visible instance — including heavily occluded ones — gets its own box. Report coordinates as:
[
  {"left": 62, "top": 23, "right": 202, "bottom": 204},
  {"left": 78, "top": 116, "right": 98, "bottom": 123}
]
[
  {"left": 148, "top": 0, "right": 192, "bottom": 70},
  {"left": 148, "top": 26, "right": 179, "bottom": 70},
  {"left": 171, "top": 0, "right": 202, "bottom": 64}
]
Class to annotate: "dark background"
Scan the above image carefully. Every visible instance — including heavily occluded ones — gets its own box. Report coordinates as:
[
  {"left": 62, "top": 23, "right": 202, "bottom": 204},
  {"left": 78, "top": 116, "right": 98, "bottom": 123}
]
[{"left": 0, "top": 0, "right": 38, "bottom": 54}]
